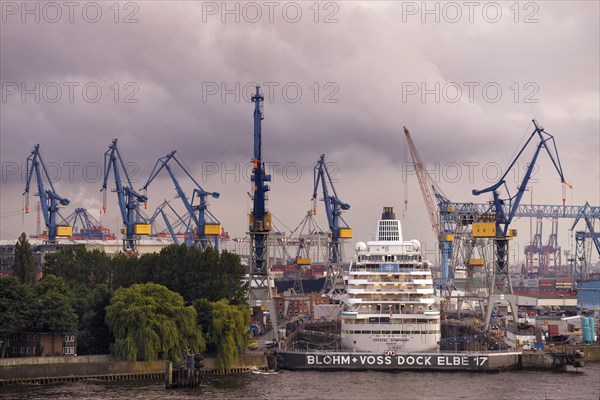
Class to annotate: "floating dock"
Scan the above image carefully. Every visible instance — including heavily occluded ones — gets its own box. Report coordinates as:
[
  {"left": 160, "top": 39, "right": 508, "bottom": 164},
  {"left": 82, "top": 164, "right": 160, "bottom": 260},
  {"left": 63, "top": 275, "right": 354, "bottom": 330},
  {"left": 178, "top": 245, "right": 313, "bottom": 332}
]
[
  {"left": 274, "top": 349, "right": 585, "bottom": 372},
  {"left": 275, "top": 350, "right": 520, "bottom": 371}
]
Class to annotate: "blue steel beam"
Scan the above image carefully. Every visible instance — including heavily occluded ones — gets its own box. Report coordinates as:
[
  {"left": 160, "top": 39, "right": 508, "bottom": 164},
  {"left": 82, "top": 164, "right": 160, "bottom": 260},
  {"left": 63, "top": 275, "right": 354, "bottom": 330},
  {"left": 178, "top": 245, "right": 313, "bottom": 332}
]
[
  {"left": 23, "top": 145, "right": 70, "bottom": 242},
  {"left": 101, "top": 138, "right": 148, "bottom": 252}
]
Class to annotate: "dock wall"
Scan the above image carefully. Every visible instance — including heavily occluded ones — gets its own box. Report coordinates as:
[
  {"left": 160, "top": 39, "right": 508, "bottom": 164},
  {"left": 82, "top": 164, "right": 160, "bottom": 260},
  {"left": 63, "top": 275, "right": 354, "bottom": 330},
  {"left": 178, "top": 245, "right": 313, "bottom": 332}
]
[
  {"left": 0, "top": 353, "right": 269, "bottom": 385},
  {"left": 551, "top": 344, "right": 600, "bottom": 362}
]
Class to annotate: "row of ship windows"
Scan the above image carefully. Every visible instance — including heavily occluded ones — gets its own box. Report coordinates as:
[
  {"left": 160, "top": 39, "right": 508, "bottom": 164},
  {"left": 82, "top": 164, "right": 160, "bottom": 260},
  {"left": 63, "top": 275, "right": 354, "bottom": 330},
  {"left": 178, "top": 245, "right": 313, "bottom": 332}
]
[
  {"left": 357, "top": 284, "right": 429, "bottom": 289},
  {"left": 342, "top": 330, "right": 439, "bottom": 335},
  {"left": 349, "top": 298, "right": 433, "bottom": 303},
  {"left": 359, "top": 255, "right": 420, "bottom": 262},
  {"left": 353, "top": 266, "right": 428, "bottom": 273},
  {"left": 344, "top": 320, "right": 438, "bottom": 325},
  {"left": 360, "top": 277, "right": 429, "bottom": 282}
]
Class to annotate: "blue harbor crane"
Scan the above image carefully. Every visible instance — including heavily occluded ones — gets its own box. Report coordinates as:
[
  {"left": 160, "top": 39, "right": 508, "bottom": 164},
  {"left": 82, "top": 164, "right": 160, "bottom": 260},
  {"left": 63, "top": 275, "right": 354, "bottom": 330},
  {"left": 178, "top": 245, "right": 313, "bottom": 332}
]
[
  {"left": 404, "top": 126, "right": 597, "bottom": 316},
  {"left": 141, "top": 150, "right": 221, "bottom": 249},
  {"left": 247, "top": 86, "right": 278, "bottom": 334},
  {"left": 249, "top": 86, "right": 272, "bottom": 275},
  {"left": 148, "top": 200, "right": 187, "bottom": 246},
  {"left": 312, "top": 154, "right": 352, "bottom": 293},
  {"left": 472, "top": 119, "right": 571, "bottom": 326},
  {"left": 64, "top": 208, "right": 109, "bottom": 240},
  {"left": 101, "top": 138, "right": 150, "bottom": 253},
  {"left": 23, "top": 144, "right": 72, "bottom": 242}
]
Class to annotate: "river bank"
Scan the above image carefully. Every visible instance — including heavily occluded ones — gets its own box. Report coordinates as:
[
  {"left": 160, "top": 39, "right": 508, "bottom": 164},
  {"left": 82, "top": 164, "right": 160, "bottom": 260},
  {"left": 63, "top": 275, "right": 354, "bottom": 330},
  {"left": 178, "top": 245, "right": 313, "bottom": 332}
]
[{"left": 0, "top": 354, "right": 269, "bottom": 386}]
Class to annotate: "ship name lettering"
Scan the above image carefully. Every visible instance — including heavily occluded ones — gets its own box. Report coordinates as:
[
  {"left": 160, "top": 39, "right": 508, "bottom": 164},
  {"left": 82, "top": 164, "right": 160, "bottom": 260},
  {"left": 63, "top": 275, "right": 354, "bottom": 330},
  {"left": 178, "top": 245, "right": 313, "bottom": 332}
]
[
  {"left": 332, "top": 355, "right": 350, "bottom": 365},
  {"left": 437, "top": 356, "right": 469, "bottom": 366},
  {"left": 358, "top": 355, "right": 381, "bottom": 365},
  {"left": 307, "top": 355, "right": 352, "bottom": 365},
  {"left": 395, "top": 356, "right": 431, "bottom": 366}
]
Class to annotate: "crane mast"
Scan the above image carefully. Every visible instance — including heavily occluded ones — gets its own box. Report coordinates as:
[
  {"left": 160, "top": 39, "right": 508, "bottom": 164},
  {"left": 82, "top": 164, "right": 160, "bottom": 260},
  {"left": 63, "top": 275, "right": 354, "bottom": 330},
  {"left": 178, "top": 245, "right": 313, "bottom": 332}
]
[
  {"left": 247, "top": 86, "right": 278, "bottom": 337},
  {"left": 101, "top": 138, "right": 150, "bottom": 253},
  {"left": 249, "top": 86, "right": 272, "bottom": 274},
  {"left": 23, "top": 144, "right": 72, "bottom": 242},
  {"left": 312, "top": 154, "right": 351, "bottom": 293}
]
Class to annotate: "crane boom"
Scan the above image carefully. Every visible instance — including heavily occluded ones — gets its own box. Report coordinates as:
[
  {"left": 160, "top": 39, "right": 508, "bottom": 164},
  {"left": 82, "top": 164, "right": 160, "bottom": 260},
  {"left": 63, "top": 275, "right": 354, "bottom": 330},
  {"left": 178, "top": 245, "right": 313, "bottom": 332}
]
[
  {"left": 403, "top": 127, "right": 441, "bottom": 239},
  {"left": 403, "top": 127, "right": 453, "bottom": 291}
]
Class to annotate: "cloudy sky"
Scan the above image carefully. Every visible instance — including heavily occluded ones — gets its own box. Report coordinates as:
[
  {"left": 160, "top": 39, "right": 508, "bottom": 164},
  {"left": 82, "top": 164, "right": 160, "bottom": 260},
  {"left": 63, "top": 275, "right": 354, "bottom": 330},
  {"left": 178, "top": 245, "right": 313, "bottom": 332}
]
[{"left": 1, "top": 1, "right": 599, "bottom": 265}]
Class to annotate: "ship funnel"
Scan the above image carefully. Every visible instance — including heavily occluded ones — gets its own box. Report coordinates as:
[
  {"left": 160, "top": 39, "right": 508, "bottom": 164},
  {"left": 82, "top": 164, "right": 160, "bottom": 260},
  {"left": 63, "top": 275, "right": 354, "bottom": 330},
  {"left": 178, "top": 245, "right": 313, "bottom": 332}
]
[{"left": 382, "top": 207, "right": 395, "bottom": 220}]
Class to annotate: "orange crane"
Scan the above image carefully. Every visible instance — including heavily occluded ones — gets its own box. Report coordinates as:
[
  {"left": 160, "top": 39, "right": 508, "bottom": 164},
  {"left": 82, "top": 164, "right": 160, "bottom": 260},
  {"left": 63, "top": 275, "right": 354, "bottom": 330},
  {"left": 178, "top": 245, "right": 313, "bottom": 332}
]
[{"left": 403, "top": 127, "right": 453, "bottom": 291}]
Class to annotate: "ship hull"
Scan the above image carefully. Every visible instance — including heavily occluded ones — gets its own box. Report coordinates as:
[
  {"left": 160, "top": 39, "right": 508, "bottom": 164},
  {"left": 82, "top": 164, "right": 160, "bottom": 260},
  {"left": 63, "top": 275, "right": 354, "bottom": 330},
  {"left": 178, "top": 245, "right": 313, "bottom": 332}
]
[{"left": 275, "top": 350, "right": 520, "bottom": 372}]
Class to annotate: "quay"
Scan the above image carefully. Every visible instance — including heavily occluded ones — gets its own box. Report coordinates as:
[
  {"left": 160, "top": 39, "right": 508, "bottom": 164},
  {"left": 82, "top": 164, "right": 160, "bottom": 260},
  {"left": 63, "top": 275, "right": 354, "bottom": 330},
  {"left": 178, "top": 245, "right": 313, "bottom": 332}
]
[{"left": 0, "top": 354, "right": 269, "bottom": 386}]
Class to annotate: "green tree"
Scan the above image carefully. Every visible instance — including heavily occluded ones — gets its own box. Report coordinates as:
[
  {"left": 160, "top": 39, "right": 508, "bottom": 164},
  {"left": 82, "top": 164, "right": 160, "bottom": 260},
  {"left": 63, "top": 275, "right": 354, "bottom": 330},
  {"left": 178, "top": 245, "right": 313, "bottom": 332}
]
[
  {"left": 111, "top": 253, "right": 145, "bottom": 289},
  {"left": 194, "top": 298, "right": 251, "bottom": 370},
  {"left": 34, "top": 275, "right": 78, "bottom": 355},
  {"left": 142, "top": 245, "right": 248, "bottom": 305},
  {"left": 44, "top": 246, "right": 115, "bottom": 290},
  {"left": 76, "top": 284, "right": 113, "bottom": 355},
  {"left": 105, "top": 283, "right": 205, "bottom": 362},
  {"left": 0, "top": 277, "right": 33, "bottom": 357},
  {"left": 44, "top": 247, "right": 116, "bottom": 355},
  {"left": 13, "top": 233, "right": 36, "bottom": 285}
]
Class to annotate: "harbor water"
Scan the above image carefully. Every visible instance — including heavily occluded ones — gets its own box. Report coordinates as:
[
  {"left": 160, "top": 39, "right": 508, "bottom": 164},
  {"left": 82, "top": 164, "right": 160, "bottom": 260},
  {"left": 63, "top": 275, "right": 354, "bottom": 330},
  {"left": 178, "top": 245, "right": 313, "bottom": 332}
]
[{"left": 1, "top": 363, "right": 598, "bottom": 400}]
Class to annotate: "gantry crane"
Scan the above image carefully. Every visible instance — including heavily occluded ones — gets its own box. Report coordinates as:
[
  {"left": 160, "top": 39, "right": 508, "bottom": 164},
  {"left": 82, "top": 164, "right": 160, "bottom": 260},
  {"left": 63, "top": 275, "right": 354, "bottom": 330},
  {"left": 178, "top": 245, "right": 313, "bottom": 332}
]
[
  {"left": 101, "top": 138, "right": 150, "bottom": 253},
  {"left": 312, "top": 154, "right": 352, "bottom": 294},
  {"left": 23, "top": 145, "right": 72, "bottom": 242},
  {"left": 148, "top": 200, "right": 188, "bottom": 246},
  {"left": 571, "top": 202, "right": 600, "bottom": 281},
  {"left": 472, "top": 119, "right": 571, "bottom": 327},
  {"left": 141, "top": 150, "right": 221, "bottom": 250},
  {"left": 64, "top": 208, "right": 114, "bottom": 240},
  {"left": 403, "top": 127, "right": 454, "bottom": 294}
]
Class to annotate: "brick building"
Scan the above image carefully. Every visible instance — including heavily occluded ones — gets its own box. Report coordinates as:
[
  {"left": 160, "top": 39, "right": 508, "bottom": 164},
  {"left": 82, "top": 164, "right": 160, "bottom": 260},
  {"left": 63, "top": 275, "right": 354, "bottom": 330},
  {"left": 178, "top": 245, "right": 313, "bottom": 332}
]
[{"left": 5, "top": 331, "right": 77, "bottom": 357}]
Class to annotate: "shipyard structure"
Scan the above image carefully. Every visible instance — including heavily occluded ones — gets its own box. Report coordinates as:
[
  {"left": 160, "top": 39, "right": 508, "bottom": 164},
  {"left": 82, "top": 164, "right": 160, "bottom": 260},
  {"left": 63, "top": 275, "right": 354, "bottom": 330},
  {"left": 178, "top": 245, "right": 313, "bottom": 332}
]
[{"left": 1, "top": 91, "right": 598, "bottom": 369}]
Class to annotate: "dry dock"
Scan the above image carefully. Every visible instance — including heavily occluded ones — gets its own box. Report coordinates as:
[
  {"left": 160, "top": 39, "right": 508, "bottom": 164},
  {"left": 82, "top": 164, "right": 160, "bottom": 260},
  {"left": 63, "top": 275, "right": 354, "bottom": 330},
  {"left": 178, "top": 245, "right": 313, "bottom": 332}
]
[{"left": 275, "top": 350, "right": 521, "bottom": 371}]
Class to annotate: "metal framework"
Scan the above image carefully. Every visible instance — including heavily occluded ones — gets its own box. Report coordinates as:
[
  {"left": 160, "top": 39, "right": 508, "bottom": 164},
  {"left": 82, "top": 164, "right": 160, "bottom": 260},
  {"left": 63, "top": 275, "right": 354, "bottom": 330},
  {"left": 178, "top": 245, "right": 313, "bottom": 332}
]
[
  {"left": 472, "top": 120, "right": 570, "bottom": 327},
  {"left": 64, "top": 208, "right": 113, "bottom": 240},
  {"left": 142, "top": 151, "right": 221, "bottom": 249},
  {"left": 247, "top": 86, "right": 278, "bottom": 334},
  {"left": 23, "top": 145, "right": 71, "bottom": 242},
  {"left": 312, "top": 154, "right": 351, "bottom": 294},
  {"left": 404, "top": 127, "right": 453, "bottom": 294},
  {"left": 101, "top": 138, "right": 149, "bottom": 253}
]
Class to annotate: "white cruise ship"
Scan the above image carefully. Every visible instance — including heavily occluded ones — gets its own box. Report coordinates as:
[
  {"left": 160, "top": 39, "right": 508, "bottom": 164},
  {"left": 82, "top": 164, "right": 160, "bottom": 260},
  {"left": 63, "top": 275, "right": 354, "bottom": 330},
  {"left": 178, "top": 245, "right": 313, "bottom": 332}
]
[{"left": 341, "top": 207, "right": 440, "bottom": 353}]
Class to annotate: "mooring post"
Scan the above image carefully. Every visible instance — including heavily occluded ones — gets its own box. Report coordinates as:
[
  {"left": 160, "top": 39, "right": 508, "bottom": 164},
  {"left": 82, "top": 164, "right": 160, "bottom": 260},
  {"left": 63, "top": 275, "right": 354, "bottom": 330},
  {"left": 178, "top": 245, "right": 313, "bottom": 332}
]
[{"left": 164, "top": 361, "right": 172, "bottom": 389}]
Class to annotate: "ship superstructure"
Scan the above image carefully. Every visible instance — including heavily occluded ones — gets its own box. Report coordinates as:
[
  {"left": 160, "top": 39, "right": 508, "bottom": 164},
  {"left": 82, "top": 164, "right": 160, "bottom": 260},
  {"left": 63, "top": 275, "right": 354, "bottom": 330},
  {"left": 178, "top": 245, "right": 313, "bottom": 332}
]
[{"left": 341, "top": 207, "right": 440, "bottom": 352}]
